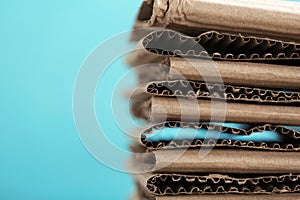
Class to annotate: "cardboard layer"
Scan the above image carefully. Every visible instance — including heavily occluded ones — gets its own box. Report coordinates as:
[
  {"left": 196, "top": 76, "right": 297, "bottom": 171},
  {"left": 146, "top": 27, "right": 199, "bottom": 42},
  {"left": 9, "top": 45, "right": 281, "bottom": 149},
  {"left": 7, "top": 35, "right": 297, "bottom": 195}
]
[
  {"left": 134, "top": 0, "right": 300, "bottom": 42},
  {"left": 126, "top": 30, "right": 300, "bottom": 69},
  {"left": 131, "top": 192, "right": 300, "bottom": 200},
  {"left": 154, "top": 194, "right": 300, "bottom": 200},
  {"left": 136, "top": 149, "right": 300, "bottom": 173},
  {"left": 140, "top": 122, "right": 300, "bottom": 151},
  {"left": 169, "top": 57, "right": 300, "bottom": 89},
  {"left": 146, "top": 80, "right": 300, "bottom": 103},
  {"left": 147, "top": 97, "right": 300, "bottom": 126},
  {"left": 135, "top": 173, "right": 300, "bottom": 195},
  {"left": 144, "top": 31, "right": 300, "bottom": 60},
  {"left": 132, "top": 58, "right": 300, "bottom": 89},
  {"left": 144, "top": 122, "right": 300, "bottom": 139}
]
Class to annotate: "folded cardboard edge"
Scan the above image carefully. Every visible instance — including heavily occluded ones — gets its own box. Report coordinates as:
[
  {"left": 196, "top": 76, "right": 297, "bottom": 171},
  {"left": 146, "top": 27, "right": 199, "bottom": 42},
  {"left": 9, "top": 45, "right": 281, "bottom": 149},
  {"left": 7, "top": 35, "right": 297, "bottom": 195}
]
[
  {"left": 168, "top": 57, "right": 300, "bottom": 90},
  {"left": 131, "top": 189, "right": 300, "bottom": 200},
  {"left": 133, "top": 0, "right": 300, "bottom": 43},
  {"left": 130, "top": 95, "right": 300, "bottom": 125},
  {"left": 147, "top": 96, "right": 300, "bottom": 125},
  {"left": 134, "top": 172, "right": 300, "bottom": 195},
  {"left": 146, "top": 80, "right": 300, "bottom": 104},
  {"left": 139, "top": 122, "right": 300, "bottom": 151},
  {"left": 142, "top": 30, "right": 300, "bottom": 61}
]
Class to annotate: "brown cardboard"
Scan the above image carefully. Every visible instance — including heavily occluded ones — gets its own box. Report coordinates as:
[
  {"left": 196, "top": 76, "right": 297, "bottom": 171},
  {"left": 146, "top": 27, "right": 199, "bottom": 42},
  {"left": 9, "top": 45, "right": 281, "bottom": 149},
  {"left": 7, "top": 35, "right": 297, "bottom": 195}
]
[
  {"left": 129, "top": 1, "right": 300, "bottom": 198},
  {"left": 133, "top": 149, "right": 300, "bottom": 173},
  {"left": 147, "top": 97, "right": 300, "bottom": 125},
  {"left": 134, "top": 172, "right": 300, "bottom": 195},
  {"left": 126, "top": 30, "right": 300, "bottom": 68},
  {"left": 145, "top": 80, "right": 300, "bottom": 103},
  {"left": 169, "top": 57, "right": 300, "bottom": 89},
  {"left": 134, "top": 0, "right": 300, "bottom": 42},
  {"left": 154, "top": 195, "right": 300, "bottom": 200},
  {"left": 142, "top": 136, "right": 300, "bottom": 152},
  {"left": 131, "top": 193, "right": 300, "bottom": 200},
  {"left": 140, "top": 122, "right": 300, "bottom": 151},
  {"left": 132, "top": 57, "right": 300, "bottom": 89},
  {"left": 145, "top": 122, "right": 300, "bottom": 138}
]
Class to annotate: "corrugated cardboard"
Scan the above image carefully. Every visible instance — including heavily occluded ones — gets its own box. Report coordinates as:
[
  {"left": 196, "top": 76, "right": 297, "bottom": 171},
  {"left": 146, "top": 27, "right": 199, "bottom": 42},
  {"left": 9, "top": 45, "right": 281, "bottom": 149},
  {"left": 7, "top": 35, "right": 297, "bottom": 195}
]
[
  {"left": 134, "top": 172, "right": 300, "bottom": 195},
  {"left": 169, "top": 57, "right": 300, "bottom": 89},
  {"left": 140, "top": 122, "right": 300, "bottom": 151},
  {"left": 132, "top": 149, "right": 300, "bottom": 173},
  {"left": 129, "top": 0, "right": 300, "bottom": 198},
  {"left": 132, "top": 57, "right": 300, "bottom": 89},
  {"left": 134, "top": 0, "right": 300, "bottom": 42},
  {"left": 165, "top": 149, "right": 300, "bottom": 173},
  {"left": 126, "top": 30, "right": 300, "bottom": 68},
  {"left": 147, "top": 97, "right": 300, "bottom": 125},
  {"left": 130, "top": 80, "right": 300, "bottom": 121},
  {"left": 131, "top": 192, "right": 300, "bottom": 200},
  {"left": 145, "top": 80, "right": 300, "bottom": 103}
]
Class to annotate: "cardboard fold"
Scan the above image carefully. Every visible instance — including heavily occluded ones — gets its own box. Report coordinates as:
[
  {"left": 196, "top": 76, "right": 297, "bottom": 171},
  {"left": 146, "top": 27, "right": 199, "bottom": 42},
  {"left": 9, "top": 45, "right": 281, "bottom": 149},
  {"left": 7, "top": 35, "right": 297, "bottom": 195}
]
[
  {"left": 140, "top": 122, "right": 300, "bottom": 151},
  {"left": 134, "top": 0, "right": 300, "bottom": 42},
  {"left": 130, "top": 0, "right": 300, "bottom": 198},
  {"left": 131, "top": 192, "right": 300, "bottom": 200},
  {"left": 134, "top": 172, "right": 300, "bottom": 195},
  {"left": 146, "top": 80, "right": 300, "bottom": 103},
  {"left": 147, "top": 97, "right": 300, "bottom": 126},
  {"left": 146, "top": 149, "right": 300, "bottom": 173},
  {"left": 127, "top": 30, "right": 300, "bottom": 69},
  {"left": 169, "top": 57, "right": 300, "bottom": 89}
]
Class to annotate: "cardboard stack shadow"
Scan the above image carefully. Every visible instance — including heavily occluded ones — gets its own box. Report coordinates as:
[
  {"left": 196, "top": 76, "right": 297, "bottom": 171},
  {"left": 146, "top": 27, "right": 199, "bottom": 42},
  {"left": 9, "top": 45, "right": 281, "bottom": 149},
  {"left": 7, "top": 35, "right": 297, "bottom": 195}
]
[{"left": 127, "top": 0, "right": 300, "bottom": 199}]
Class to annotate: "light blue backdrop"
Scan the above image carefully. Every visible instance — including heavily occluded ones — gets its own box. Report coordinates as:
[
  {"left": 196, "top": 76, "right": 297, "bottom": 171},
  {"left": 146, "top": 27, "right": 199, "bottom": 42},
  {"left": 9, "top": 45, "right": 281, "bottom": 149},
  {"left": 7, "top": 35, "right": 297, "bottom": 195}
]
[{"left": 0, "top": 0, "right": 141, "bottom": 199}]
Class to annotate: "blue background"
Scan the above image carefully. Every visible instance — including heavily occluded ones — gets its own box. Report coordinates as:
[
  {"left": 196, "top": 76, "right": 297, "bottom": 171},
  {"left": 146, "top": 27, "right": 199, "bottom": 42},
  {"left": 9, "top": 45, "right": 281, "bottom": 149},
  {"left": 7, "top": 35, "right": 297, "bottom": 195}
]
[{"left": 0, "top": 0, "right": 140, "bottom": 199}]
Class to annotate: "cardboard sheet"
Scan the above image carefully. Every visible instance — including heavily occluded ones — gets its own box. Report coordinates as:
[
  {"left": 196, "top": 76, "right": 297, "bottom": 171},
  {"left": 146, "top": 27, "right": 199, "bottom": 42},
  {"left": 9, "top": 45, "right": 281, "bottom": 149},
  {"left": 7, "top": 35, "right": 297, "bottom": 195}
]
[
  {"left": 169, "top": 57, "right": 300, "bottom": 89},
  {"left": 145, "top": 80, "right": 300, "bottom": 103},
  {"left": 134, "top": 0, "right": 300, "bottom": 42},
  {"left": 131, "top": 192, "right": 300, "bottom": 200},
  {"left": 132, "top": 149, "right": 300, "bottom": 173},
  {"left": 140, "top": 122, "right": 300, "bottom": 151},
  {"left": 134, "top": 172, "right": 300, "bottom": 195},
  {"left": 129, "top": 1, "right": 300, "bottom": 198},
  {"left": 127, "top": 31, "right": 300, "bottom": 69},
  {"left": 132, "top": 96, "right": 300, "bottom": 125}
]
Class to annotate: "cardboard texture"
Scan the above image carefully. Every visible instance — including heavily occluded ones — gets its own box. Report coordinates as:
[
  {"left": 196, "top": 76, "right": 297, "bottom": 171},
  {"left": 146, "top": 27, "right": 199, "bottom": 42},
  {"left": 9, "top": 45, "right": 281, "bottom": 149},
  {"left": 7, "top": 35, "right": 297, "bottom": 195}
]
[
  {"left": 132, "top": 57, "right": 300, "bottom": 90},
  {"left": 131, "top": 193, "right": 300, "bottom": 200},
  {"left": 132, "top": 96, "right": 300, "bottom": 125},
  {"left": 128, "top": 0, "right": 300, "bottom": 198},
  {"left": 169, "top": 57, "right": 300, "bottom": 89},
  {"left": 134, "top": 173, "right": 300, "bottom": 195},
  {"left": 126, "top": 30, "right": 300, "bottom": 68},
  {"left": 145, "top": 80, "right": 300, "bottom": 103},
  {"left": 133, "top": 58, "right": 300, "bottom": 89},
  {"left": 140, "top": 122, "right": 300, "bottom": 151},
  {"left": 134, "top": 0, "right": 300, "bottom": 42},
  {"left": 132, "top": 149, "right": 300, "bottom": 173}
]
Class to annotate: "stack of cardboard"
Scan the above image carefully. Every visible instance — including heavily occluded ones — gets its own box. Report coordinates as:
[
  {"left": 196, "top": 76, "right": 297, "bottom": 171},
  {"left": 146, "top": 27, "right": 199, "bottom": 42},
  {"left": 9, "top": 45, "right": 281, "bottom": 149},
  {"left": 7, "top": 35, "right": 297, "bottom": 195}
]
[{"left": 128, "top": 0, "right": 300, "bottom": 199}]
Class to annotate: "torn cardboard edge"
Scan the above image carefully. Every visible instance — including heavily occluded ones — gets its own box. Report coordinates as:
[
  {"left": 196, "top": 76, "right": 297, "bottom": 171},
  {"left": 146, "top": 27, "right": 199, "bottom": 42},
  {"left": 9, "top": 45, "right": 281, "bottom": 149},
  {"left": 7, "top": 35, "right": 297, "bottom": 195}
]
[
  {"left": 133, "top": 0, "right": 300, "bottom": 42},
  {"left": 133, "top": 172, "right": 300, "bottom": 196},
  {"left": 131, "top": 149, "right": 300, "bottom": 174},
  {"left": 139, "top": 122, "right": 300, "bottom": 151}
]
